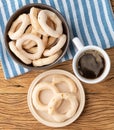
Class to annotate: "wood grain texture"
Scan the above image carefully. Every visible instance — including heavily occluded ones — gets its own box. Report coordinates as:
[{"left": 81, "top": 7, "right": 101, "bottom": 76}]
[{"left": 0, "top": 1, "right": 114, "bottom": 130}]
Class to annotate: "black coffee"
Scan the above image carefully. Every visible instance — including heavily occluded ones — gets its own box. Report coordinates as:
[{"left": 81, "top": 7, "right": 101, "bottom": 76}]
[{"left": 77, "top": 50, "right": 105, "bottom": 79}]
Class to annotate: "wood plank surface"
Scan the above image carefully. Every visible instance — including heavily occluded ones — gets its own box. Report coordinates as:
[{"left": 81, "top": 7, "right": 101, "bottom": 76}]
[{"left": 0, "top": 1, "right": 114, "bottom": 130}]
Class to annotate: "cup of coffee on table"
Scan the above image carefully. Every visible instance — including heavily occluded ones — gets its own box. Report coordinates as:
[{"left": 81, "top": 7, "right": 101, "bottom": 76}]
[{"left": 72, "top": 37, "right": 111, "bottom": 84}]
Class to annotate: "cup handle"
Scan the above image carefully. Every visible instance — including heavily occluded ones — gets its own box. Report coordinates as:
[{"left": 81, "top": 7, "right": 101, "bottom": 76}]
[{"left": 72, "top": 37, "right": 84, "bottom": 51}]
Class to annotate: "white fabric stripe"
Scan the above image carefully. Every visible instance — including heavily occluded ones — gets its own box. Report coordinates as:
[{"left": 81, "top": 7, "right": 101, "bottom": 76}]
[
  {"left": 23, "top": 67, "right": 29, "bottom": 72},
  {"left": 45, "top": 0, "right": 51, "bottom": 5},
  {"left": 40, "top": 0, "right": 42, "bottom": 3},
  {"left": 6, "top": 0, "right": 22, "bottom": 75},
  {"left": 30, "top": 0, "right": 34, "bottom": 3},
  {"left": 0, "top": 27, "right": 13, "bottom": 78},
  {"left": 0, "top": 1, "right": 2, "bottom": 8},
  {"left": 37, "top": 0, "right": 41, "bottom": 3},
  {"left": 21, "top": 0, "right": 26, "bottom": 6},
  {"left": 61, "top": 58, "right": 65, "bottom": 62},
  {"left": 62, "top": 0, "right": 74, "bottom": 59},
  {"left": 14, "top": 0, "right": 19, "bottom": 9},
  {"left": 62, "top": 0, "right": 73, "bottom": 38},
  {"left": 60, "top": 55, "right": 65, "bottom": 62},
  {"left": 78, "top": 0, "right": 93, "bottom": 45},
  {"left": 102, "top": 0, "right": 114, "bottom": 40},
  {"left": 86, "top": 0, "right": 102, "bottom": 47},
  {"left": 70, "top": 0, "right": 84, "bottom": 44},
  {"left": 6, "top": 0, "right": 13, "bottom": 15},
  {"left": 94, "top": 0, "right": 110, "bottom": 48}
]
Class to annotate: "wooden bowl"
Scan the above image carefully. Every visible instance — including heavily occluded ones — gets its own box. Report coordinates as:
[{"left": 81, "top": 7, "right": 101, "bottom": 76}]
[{"left": 27, "top": 69, "right": 85, "bottom": 127}]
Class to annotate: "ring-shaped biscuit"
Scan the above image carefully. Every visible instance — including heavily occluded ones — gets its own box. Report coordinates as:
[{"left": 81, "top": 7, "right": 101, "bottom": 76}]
[
  {"left": 48, "top": 93, "right": 78, "bottom": 122},
  {"left": 32, "top": 82, "right": 59, "bottom": 111},
  {"left": 31, "top": 29, "right": 42, "bottom": 38},
  {"left": 15, "top": 23, "right": 21, "bottom": 32},
  {"left": 9, "top": 41, "right": 32, "bottom": 64},
  {"left": 52, "top": 74, "right": 77, "bottom": 93},
  {"left": 26, "top": 47, "right": 37, "bottom": 54},
  {"left": 43, "top": 34, "right": 66, "bottom": 56},
  {"left": 23, "top": 29, "right": 41, "bottom": 50},
  {"left": 8, "top": 14, "right": 30, "bottom": 40},
  {"left": 24, "top": 25, "right": 32, "bottom": 34},
  {"left": 32, "top": 50, "right": 62, "bottom": 66},
  {"left": 23, "top": 40, "right": 36, "bottom": 50},
  {"left": 29, "top": 7, "right": 47, "bottom": 36},
  {"left": 46, "top": 18, "right": 55, "bottom": 30},
  {"left": 47, "top": 36, "right": 57, "bottom": 47},
  {"left": 38, "top": 10, "right": 63, "bottom": 38},
  {"left": 16, "top": 34, "right": 45, "bottom": 60}
]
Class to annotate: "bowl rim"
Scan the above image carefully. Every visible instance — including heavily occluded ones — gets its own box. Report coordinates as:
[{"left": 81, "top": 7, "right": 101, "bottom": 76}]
[
  {"left": 27, "top": 69, "right": 85, "bottom": 127},
  {"left": 4, "top": 3, "right": 70, "bottom": 70}
]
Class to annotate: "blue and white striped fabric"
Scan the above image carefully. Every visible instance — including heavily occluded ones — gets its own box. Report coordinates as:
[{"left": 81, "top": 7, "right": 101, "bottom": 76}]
[{"left": 0, "top": 0, "right": 114, "bottom": 79}]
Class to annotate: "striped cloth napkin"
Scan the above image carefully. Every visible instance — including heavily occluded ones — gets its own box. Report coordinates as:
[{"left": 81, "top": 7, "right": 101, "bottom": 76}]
[{"left": 0, "top": 0, "right": 114, "bottom": 79}]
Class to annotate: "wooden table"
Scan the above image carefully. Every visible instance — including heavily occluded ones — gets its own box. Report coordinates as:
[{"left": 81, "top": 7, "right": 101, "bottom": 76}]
[{"left": 0, "top": 1, "right": 114, "bottom": 130}]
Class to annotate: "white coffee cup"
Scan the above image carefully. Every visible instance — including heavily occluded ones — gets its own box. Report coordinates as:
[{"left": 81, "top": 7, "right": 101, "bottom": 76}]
[{"left": 72, "top": 37, "right": 111, "bottom": 84}]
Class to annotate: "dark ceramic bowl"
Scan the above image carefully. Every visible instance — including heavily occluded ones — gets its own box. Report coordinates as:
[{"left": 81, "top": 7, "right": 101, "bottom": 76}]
[{"left": 4, "top": 3, "right": 70, "bottom": 70}]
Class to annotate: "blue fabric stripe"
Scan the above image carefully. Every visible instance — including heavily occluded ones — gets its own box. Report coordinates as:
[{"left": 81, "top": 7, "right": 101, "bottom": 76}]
[
  {"left": 20, "top": 0, "right": 26, "bottom": 6},
  {"left": 18, "top": 65, "right": 27, "bottom": 74},
  {"left": 0, "top": 12, "right": 5, "bottom": 32},
  {"left": 89, "top": 0, "right": 106, "bottom": 49},
  {"left": 73, "top": 0, "right": 88, "bottom": 46},
  {"left": 0, "top": 12, "right": 10, "bottom": 77},
  {"left": 1, "top": 49, "right": 10, "bottom": 78},
  {"left": 59, "top": 0, "right": 73, "bottom": 59},
  {"left": 66, "top": 0, "right": 77, "bottom": 37},
  {"left": 0, "top": 20, "right": 2, "bottom": 61},
  {"left": 40, "top": 0, "right": 46, "bottom": 4},
  {"left": 1, "top": 0, "right": 18, "bottom": 77},
  {"left": 105, "top": 0, "right": 114, "bottom": 31},
  {"left": 81, "top": 0, "right": 97, "bottom": 46},
  {"left": 0, "top": 42, "right": 1, "bottom": 60},
  {"left": 63, "top": 0, "right": 76, "bottom": 56},
  {"left": 25, "top": 0, "right": 30, "bottom": 4},
  {"left": 57, "top": 1, "right": 70, "bottom": 60},
  {"left": 17, "top": 0, "right": 23, "bottom": 8},
  {"left": 10, "top": 0, "right": 16, "bottom": 12},
  {"left": 55, "top": 0, "right": 66, "bottom": 18},
  {"left": 33, "top": 0, "right": 38, "bottom": 4},
  {"left": 49, "top": 0, "right": 56, "bottom": 8},
  {"left": 2, "top": 0, "right": 10, "bottom": 21},
  {"left": 0, "top": 21, "right": 1, "bottom": 60},
  {"left": 0, "top": 7, "right": 9, "bottom": 77},
  {"left": 1, "top": 54, "right": 10, "bottom": 78},
  {"left": 98, "top": 0, "right": 113, "bottom": 47},
  {"left": 45, "top": 0, "right": 52, "bottom": 7},
  {"left": 6, "top": 52, "right": 18, "bottom": 77},
  {"left": 10, "top": 1, "right": 24, "bottom": 74},
  {"left": 9, "top": 0, "right": 29, "bottom": 75}
]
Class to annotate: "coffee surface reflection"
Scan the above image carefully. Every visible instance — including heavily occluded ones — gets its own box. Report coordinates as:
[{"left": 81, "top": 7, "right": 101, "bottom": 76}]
[{"left": 77, "top": 50, "right": 105, "bottom": 79}]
